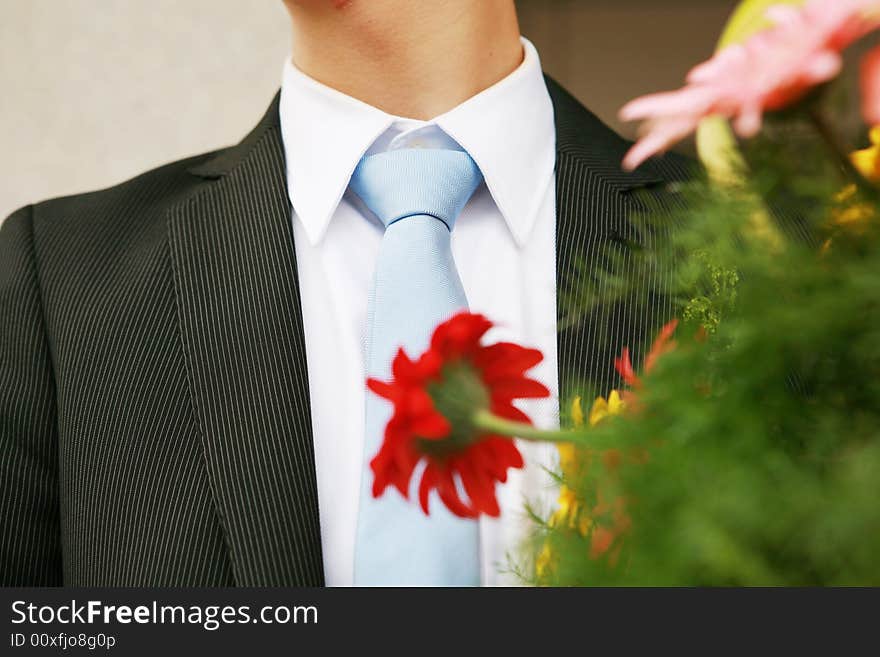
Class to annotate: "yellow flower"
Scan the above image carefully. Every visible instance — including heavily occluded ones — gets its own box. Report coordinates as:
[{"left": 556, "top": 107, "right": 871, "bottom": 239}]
[
  {"left": 850, "top": 126, "right": 880, "bottom": 183},
  {"left": 535, "top": 543, "right": 553, "bottom": 579},
  {"left": 554, "top": 398, "right": 582, "bottom": 477},
  {"left": 557, "top": 393, "right": 626, "bottom": 482},
  {"left": 831, "top": 184, "right": 875, "bottom": 229},
  {"left": 537, "top": 393, "right": 626, "bottom": 579},
  {"left": 825, "top": 127, "right": 880, "bottom": 244},
  {"left": 588, "top": 389, "right": 626, "bottom": 426}
]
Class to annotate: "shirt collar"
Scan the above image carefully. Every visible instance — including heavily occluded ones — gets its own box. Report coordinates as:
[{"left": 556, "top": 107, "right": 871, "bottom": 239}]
[{"left": 279, "top": 37, "right": 556, "bottom": 247}]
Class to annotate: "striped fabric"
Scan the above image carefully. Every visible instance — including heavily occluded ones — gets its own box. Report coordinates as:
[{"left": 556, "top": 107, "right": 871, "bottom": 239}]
[
  {"left": 0, "top": 78, "right": 689, "bottom": 586},
  {"left": 551, "top": 80, "right": 690, "bottom": 399}
]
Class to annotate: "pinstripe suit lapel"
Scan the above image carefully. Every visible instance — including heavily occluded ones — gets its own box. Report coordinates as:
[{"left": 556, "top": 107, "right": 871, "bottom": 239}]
[
  {"left": 168, "top": 96, "right": 324, "bottom": 586},
  {"left": 547, "top": 77, "right": 672, "bottom": 400}
]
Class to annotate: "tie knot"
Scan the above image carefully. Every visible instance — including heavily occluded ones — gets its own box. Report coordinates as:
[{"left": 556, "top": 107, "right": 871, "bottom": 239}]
[{"left": 349, "top": 148, "right": 483, "bottom": 230}]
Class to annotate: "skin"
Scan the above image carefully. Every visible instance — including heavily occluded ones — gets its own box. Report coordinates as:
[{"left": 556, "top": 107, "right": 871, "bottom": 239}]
[{"left": 282, "top": 0, "right": 523, "bottom": 120}]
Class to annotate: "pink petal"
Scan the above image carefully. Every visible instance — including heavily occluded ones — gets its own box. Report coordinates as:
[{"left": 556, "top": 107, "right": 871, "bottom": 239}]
[
  {"left": 619, "top": 86, "right": 720, "bottom": 122},
  {"left": 765, "top": 5, "right": 803, "bottom": 27},
  {"left": 622, "top": 115, "right": 700, "bottom": 171},
  {"left": 801, "top": 51, "right": 843, "bottom": 84},
  {"left": 733, "top": 103, "right": 764, "bottom": 138},
  {"left": 687, "top": 44, "right": 746, "bottom": 83}
]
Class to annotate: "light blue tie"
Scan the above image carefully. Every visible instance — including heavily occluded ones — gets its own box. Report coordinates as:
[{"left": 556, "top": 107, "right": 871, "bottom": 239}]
[{"left": 350, "top": 148, "right": 484, "bottom": 586}]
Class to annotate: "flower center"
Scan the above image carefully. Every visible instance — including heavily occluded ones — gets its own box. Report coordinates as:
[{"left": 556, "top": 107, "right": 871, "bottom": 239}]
[{"left": 419, "top": 360, "right": 490, "bottom": 458}]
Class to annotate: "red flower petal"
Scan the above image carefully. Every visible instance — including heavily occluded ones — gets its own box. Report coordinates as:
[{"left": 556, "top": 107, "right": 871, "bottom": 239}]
[
  {"left": 488, "top": 377, "right": 550, "bottom": 400},
  {"left": 614, "top": 347, "right": 640, "bottom": 387},
  {"left": 474, "top": 343, "right": 544, "bottom": 380},
  {"left": 370, "top": 441, "right": 415, "bottom": 499},
  {"left": 409, "top": 410, "right": 451, "bottom": 440},
  {"left": 418, "top": 466, "right": 437, "bottom": 515},
  {"left": 457, "top": 457, "right": 501, "bottom": 517},
  {"left": 430, "top": 312, "right": 492, "bottom": 359},
  {"left": 391, "top": 347, "right": 420, "bottom": 383},
  {"left": 470, "top": 438, "right": 523, "bottom": 483},
  {"left": 402, "top": 387, "right": 435, "bottom": 417},
  {"left": 490, "top": 401, "right": 533, "bottom": 425},
  {"left": 366, "top": 378, "right": 396, "bottom": 400},
  {"left": 434, "top": 467, "right": 478, "bottom": 519},
  {"left": 644, "top": 319, "right": 678, "bottom": 374},
  {"left": 861, "top": 44, "right": 880, "bottom": 126},
  {"left": 415, "top": 348, "right": 444, "bottom": 379}
]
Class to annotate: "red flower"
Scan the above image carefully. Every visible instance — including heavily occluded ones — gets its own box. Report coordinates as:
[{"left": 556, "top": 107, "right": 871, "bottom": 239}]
[
  {"left": 366, "top": 312, "right": 550, "bottom": 519},
  {"left": 861, "top": 44, "right": 880, "bottom": 126},
  {"left": 614, "top": 319, "right": 679, "bottom": 388}
]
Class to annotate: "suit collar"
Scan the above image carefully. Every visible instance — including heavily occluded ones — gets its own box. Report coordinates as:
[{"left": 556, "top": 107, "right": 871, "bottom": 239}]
[
  {"left": 187, "top": 94, "right": 284, "bottom": 180},
  {"left": 170, "top": 112, "right": 324, "bottom": 586},
  {"left": 545, "top": 75, "right": 667, "bottom": 191}
]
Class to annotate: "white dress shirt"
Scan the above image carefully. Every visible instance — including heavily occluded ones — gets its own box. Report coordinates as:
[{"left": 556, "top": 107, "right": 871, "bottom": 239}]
[{"left": 279, "top": 37, "right": 559, "bottom": 586}]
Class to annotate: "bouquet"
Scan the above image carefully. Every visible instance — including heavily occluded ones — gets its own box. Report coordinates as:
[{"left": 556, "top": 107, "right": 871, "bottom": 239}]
[{"left": 367, "top": 0, "right": 880, "bottom": 585}]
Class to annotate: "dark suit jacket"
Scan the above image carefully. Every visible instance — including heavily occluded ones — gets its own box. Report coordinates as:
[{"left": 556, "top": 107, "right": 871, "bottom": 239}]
[{"left": 0, "top": 78, "right": 689, "bottom": 586}]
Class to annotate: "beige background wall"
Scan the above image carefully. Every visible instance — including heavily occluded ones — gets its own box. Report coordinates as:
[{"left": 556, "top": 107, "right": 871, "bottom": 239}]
[{"left": 0, "top": 1, "right": 739, "bottom": 221}]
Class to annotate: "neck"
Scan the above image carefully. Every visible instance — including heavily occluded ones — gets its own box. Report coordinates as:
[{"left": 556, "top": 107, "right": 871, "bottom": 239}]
[{"left": 284, "top": 0, "right": 523, "bottom": 120}]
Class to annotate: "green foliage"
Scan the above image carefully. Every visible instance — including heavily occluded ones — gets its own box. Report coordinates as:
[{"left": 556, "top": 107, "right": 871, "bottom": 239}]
[{"left": 527, "top": 109, "right": 880, "bottom": 586}]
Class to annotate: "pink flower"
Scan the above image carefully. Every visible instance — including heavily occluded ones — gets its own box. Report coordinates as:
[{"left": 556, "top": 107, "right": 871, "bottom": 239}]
[{"left": 619, "top": 0, "right": 880, "bottom": 170}]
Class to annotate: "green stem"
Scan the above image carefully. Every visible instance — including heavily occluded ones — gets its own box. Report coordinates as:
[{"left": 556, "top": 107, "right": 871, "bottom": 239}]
[
  {"left": 806, "top": 107, "right": 880, "bottom": 202},
  {"left": 472, "top": 409, "right": 590, "bottom": 446}
]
